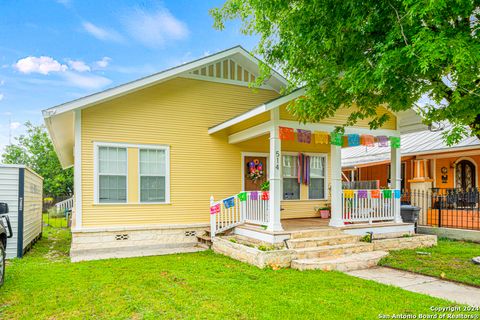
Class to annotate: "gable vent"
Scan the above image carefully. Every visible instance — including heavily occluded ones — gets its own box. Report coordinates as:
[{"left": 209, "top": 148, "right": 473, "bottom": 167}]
[{"left": 188, "top": 58, "right": 256, "bottom": 84}]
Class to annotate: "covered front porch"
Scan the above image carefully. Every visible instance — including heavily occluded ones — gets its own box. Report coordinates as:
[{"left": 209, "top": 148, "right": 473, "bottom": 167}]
[{"left": 207, "top": 90, "right": 425, "bottom": 241}]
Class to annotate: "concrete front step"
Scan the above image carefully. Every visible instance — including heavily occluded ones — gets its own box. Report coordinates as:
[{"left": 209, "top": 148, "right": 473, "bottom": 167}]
[
  {"left": 289, "top": 228, "right": 343, "bottom": 239},
  {"left": 294, "top": 242, "right": 374, "bottom": 259},
  {"left": 292, "top": 251, "right": 389, "bottom": 271},
  {"left": 287, "top": 234, "right": 361, "bottom": 249}
]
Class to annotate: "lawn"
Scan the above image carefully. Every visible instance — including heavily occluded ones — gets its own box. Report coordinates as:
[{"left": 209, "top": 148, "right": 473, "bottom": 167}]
[
  {"left": 380, "top": 238, "right": 480, "bottom": 287},
  {"left": 0, "top": 227, "right": 455, "bottom": 320}
]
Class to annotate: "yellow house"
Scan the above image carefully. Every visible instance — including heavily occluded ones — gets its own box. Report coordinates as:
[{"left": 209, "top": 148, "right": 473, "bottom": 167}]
[{"left": 43, "top": 46, "right": 425, "bottom": 261}]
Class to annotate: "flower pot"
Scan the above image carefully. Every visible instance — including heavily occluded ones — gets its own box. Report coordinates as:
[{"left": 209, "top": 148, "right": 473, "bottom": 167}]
[{"left": 319, "top": 210, "right": 330, "bottom": 219}]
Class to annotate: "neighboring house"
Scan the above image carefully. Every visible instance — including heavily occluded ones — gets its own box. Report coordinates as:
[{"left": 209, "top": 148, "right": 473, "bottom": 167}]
[
  {"left": 342, "top": 129, "right": 480, "bottom": 191},
  {"left": 43, "top": 46, "right": 425, "bottom": 261}
]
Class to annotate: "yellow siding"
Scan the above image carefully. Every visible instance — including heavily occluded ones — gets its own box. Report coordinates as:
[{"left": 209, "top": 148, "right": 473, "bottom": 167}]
[
  {"left": 81, "top": 78, "right": 279, "bottom": 227},
  {"left": 128, "top": 148, "right": 139, "bottom": 203},
  {"left": 280, "top": 104, "right": 397, "bottom": 130},
  {"left": 226, "top": 111, "right": 271, "bottom": 135},
  {"left": 22, "top": 169, "right": 43, "bottom": 247}
]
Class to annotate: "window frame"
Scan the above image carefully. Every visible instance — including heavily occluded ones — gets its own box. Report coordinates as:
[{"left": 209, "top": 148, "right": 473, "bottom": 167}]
[
  {"left": 94, "top": 143, "right": 129, "bottom": 204},
  {"left": 281, "top": 153, "right": 301, "bottom": 200},
  {"left": 93, "top": 142, "right": 170, "bottom": 205},
  {"left": 138, "top": 145, "right": 171, "bottom": 204},
  {"left": 307, "top": 153, "right": 328, "bottom": 200}
]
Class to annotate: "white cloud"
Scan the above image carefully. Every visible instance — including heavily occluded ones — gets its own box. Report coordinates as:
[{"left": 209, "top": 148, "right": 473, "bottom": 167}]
[
  {"left": 56, "top": 0, "right": 71, "bottom": 6},
  {"left": 67, "top": 59, "right": 91, "bottom": 72},
  {"left": 82, "top": 21, "right": 124, "bottom": 43},
  {"left": 0, "top": 94, "right": 3, "bottom": 101},
  {"left": 14, "top": 56, "right": 67, "bottom": 75},
  {"left": 122, "top": 7, "right": 188, "bottom": 48},
  {"left": 10, "top": 122, "right": 20, "bottom": 130},
  {"left": 0, "top": 80, "right": 4, "bottom": 86},
  {"left": 96, "top": 56, "right": 111, "bottom": 68},
  {"left": 62, "top": 71, "right": 111, "bottom": 90}
]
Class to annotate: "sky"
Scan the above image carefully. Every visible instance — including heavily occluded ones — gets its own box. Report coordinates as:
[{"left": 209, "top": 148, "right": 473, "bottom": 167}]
[{"left": 0, "top": 0, "right": 257, "bottom": 153}]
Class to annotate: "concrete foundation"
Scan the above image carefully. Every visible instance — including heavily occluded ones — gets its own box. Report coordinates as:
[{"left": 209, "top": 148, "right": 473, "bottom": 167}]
[{"left": 418, "top": 226, "right": 480, "bottom": 243}]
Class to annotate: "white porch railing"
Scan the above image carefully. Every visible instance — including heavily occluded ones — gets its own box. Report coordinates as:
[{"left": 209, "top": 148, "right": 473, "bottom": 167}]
[
  {"left": 342, "top": 189, "right": 398, "bottom": 223},
  {"left": 210, "top": 191, "right": 269, "bottom": 237},
  {"left": 54, "top": 197, "right": 74, "bottom": 215}
]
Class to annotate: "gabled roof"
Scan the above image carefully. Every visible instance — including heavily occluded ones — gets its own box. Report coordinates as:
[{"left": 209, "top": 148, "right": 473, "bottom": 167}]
[
  {"left": 43, "top": 46, "right": 289, "bottom": 168},
  {"left": 342, "top": 128, "right": 480, "bottom": 168}
]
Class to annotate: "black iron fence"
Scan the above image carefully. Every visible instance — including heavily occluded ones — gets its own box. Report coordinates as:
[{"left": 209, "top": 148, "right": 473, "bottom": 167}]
[{"left": 402, "top": 188, "right": 480, "bottom": 231}]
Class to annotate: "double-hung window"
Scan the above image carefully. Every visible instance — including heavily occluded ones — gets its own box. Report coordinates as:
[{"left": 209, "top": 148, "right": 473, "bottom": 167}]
[
  {"left": 98, "top": 146, "right": 127, "bottom": 203},
  {"left": 139, "top": 148, "right": 168, "bottom": 203},
  {"left": 309, "top": 155, "right": 326, "bottom": 199},
  {"left": 282, "top": 155, "right": 300, "bottom": 200}
]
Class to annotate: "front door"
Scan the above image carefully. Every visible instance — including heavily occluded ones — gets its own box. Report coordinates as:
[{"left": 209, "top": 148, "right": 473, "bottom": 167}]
[
  {"left": 456, "top": 160, "right": 476, "bottom": 190},
  {"left": 244, "top": 156, "right": 268, "bottom": 191}
]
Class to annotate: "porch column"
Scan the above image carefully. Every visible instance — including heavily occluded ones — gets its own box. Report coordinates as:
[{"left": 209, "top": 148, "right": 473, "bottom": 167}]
[
  {"left": 267, "top": 109, "right": 283, "bottom": 232},
  {"left": 391, "top": 144, "right": 403, "bottom": 223},
  {"left": 329, "top": 144, "right": 344, "bottom": 227}
]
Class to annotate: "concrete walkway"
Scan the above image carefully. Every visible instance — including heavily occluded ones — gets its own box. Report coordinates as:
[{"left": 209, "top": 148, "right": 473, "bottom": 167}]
[{"left": 347, "top": 267, "right": 480, "bottom": 306}]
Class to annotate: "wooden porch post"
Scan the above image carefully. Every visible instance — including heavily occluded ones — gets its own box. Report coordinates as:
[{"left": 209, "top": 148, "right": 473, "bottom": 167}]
[
  {"left": 267, "top": 109, "right": 283, "bottom": 232},
  {"left": 391, "top": 145, "right": 403, "bottom": 223},
  {"left": 329, "top": 144, "right": 344, "bottom": 227}
]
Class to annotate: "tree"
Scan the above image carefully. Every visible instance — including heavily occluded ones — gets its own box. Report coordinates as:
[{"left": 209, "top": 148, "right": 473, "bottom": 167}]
[
  {"left": 2, "top": 122, "right": 73, "bottom": 198},
  {"left": 211, "top": 0, "right": 480, "bottom": 144}
]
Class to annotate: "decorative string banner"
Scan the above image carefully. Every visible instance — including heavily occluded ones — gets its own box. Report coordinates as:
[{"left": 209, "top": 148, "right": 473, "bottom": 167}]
[
  {"left": 382, "top": 189, "right": 392, "bottom": 199},
  {"left": 297, "top": 129, "right": 312, "bottom": 144},
  {"left": 210, "top": 203, "right": 220, "bottom": 215},
  {"left": 342, "top": 136, "right": 349, "bottom": 147},
  {"left": 390, "top": 136, "right": 401, "bottom": 149},
  {"left": 371, "top": 189, "right": 381, "bottom": 199},
  {"left": 347, "top": 134, "right": 360, "bottom": 147},
  {"left": 394, "top": 189, "right": 401, "bottom": 199},
  {"left": 361, "top": 135, "right": 375, "bottom": 147},
  {"left": 357, "top": 190, "right": 368, "bottom": 199},
  {"left": 344, "top": 190, "right": 354, "bottom": 199},
  {"left": 223, "top": 197, "right": 235, "bottom": 209},
  {"left": 330, "top": 132, "right": 343, "bottom": 146},
  {"left": 237, "top": 192, "right": 247, "bottom": 202},
  {"left": 314, "top": 131, "right": 330, "bottom": 144},
  {"left": 377, "top": 136, "right": 389, "bottom": 147},
  {"left": 261, "top": 191, "right": 270, "bottom": 200},
  {"left": 250, "top": 191, "right": 258, "bottom": 200},
  {"left": 279, "top": 126, "right": 295, "bottom": 141}
]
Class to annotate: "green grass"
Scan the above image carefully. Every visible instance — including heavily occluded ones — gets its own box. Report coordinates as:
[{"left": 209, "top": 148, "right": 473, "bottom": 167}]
[
  {"left": 0, "top": 227, "right": 457, "bottom": 320},
  {"left": 380, "top": 238, "right": 480, "bottom": 287},
  {"left": 42, "top": 212, "right": 70, "bottom": 228}
]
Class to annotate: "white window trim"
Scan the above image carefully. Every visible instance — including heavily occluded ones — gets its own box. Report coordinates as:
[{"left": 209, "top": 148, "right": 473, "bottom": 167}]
[
  {"left": 93, "top": 142, "right": 171, "bottom": 205},
  {"left": 94, "top": 142, "right": 129, "bottom": 205},
  {"left": 138, "top": 145, "right": 171, "bottom": 204},
  {"left": 281, "top": 152, "right": 329, "bottom": 201},
  {"left": 306, "top": 152, "right": 329, "bottom": 201},
  {"left": 281, "top": 152, "right": 300, "bottom": 201}
]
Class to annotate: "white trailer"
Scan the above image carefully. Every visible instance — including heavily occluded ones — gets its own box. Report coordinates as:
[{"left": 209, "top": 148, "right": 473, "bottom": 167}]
[{"left": 0, "top": 165, "right": 43, "bottom": 258}]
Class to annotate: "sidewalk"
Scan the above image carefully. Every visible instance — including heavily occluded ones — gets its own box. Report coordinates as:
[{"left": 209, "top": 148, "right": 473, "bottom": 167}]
[{"left": 347, "top": 267, "right": 480, "bottom": 307}]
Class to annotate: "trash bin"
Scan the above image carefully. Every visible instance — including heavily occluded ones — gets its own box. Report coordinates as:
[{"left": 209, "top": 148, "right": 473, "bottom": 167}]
[{"left": 401, "top": 205, "right": 421, "bottom": 232}]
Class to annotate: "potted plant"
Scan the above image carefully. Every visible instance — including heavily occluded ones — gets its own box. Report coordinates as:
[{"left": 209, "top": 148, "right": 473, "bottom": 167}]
[{"left": 316, "top": 204, "right": 331, "bottom": 219}]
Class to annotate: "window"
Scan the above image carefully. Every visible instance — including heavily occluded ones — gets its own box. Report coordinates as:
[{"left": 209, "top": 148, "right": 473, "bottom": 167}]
[
  {"left": 139, "top": 148, "right": 168, "bottom": 203},
  {"left": 282, "top": 155, "right": 300, "bottom": 200},
  {"left": 309, "top": 156, "right": 326, "bottom": 199},
  {"left": 98, "top": 146, "right": 127, "bottom": 203}
]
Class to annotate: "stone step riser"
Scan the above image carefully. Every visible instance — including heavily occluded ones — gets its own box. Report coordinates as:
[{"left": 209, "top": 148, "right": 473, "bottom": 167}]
[
  {"left": 287, "top": 236, "right": 360, "bottom": 249},
  {"left": 295, "top": 244, "right": 374, "bottom": 259},
  {"left": 292, "top": 256, "right": 383, "bottom": 271},
  {"left": 290, "top": 230, "right": 343, "bottom": 239}
]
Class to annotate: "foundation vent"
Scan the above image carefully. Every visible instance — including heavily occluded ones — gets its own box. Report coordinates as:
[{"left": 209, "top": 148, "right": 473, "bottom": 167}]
[
  {"left": 185, "top": 231, "right": 196, "bottom": 237},
  {"left": 115, "top": 234, "right": 129, "bottom": 241}
]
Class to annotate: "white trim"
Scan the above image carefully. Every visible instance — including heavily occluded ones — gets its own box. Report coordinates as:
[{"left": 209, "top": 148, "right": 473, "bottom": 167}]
[
  {"left": 228, "top": 121, "right": 272, "bottom": 144},
  {"left": 138, "top": 146, "right": 171, "bottom": 204},
  {"left": 305, "top": 152, "right": 329, "bottom": 201},
  {"left": 72, "top": 222, "right": 210, "bottom": 233},
  {"left": 42, "top": 46, "right": 288, "bottom": 118},
  {"left": 93, "top": 142, "right": 129, "bottom": 205},
  {"left": 453, "top": 157, "right": 478, "bottom": 188},
  {"left": 208, "top": 89, "right": 305, "bottom": 134},
  {"left": 180, "top": 74, "right": 274, "bottom": 90},
  {"left": 241, "top": 152, "right": 269, "bottom": 191},
  {"left": 74, "top": 110, "right": 82, "bottom": 228}
]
